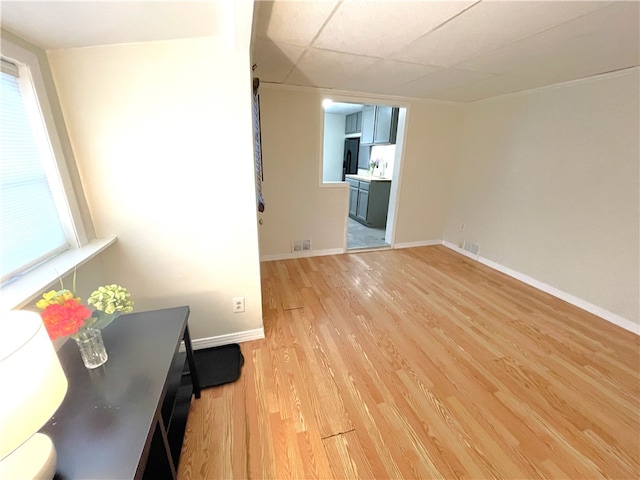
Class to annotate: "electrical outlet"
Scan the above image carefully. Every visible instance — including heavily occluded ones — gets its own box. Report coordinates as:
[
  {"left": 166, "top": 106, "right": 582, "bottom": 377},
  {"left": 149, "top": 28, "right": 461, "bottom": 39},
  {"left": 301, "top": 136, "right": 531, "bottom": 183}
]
[
  {"left": 233, "top": 297, "right": 245, "bottom": 313},
  {"left": 460, "top": 223, "right": 465, "bottom": 231},
  {"left": 302, "top": 239, "right": 311, "bottom": 251},
  {"left": 292, "top": 240, "right": 303, "bottom": 252}
]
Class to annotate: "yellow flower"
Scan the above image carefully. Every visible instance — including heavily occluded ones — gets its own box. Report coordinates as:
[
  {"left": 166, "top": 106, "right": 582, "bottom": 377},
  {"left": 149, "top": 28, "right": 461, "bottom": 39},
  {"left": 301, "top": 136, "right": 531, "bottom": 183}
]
[
  {"left": 36, "top": 290, "right": 57, "bottom": 309},
  {"left": 35, "top": 289, "right": 81, "bottom": 309}
]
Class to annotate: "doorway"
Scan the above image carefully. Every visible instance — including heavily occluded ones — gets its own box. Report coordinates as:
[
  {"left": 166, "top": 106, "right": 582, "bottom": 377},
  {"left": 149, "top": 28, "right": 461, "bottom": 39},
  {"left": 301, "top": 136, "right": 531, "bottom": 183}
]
[
  {"left": 347, "top": 218, "right": 388, "bottom": 249},
  {"left": 322, "top": 100, "right": 406, "bottom": 251}
]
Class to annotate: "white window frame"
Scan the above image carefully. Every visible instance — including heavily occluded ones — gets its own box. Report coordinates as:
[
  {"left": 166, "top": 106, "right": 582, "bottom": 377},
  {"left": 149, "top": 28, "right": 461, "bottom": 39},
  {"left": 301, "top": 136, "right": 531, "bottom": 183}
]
[
  {"left": 2, "top": 40, "right": 88, "bottom": 247},
  {"left": 1, "top": 37, "right": 115, "bottom": 310}
]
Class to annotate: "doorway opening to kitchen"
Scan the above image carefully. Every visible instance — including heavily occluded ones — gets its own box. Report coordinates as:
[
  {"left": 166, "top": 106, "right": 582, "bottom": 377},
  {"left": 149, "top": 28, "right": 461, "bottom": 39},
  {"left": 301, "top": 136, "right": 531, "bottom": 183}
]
[{"left": 321, "top": 99, "right": 406, "bottom": 251}]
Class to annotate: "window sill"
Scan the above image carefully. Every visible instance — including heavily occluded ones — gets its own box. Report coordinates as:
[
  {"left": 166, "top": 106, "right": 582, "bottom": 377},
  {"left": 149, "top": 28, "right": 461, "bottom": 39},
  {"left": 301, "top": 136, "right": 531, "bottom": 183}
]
[{"left": 0, "top": 236, "right": 117, "bottom": 311}]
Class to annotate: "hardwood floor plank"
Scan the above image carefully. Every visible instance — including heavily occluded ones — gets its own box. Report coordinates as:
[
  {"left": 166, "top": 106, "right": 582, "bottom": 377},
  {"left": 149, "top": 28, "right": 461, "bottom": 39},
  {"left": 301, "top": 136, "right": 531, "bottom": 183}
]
[
  {"left": 323, "top": 430, "right": 375, "bottom": 479},
  {"left": 179, "top": 246, "right": 639, "bottom": 480}
]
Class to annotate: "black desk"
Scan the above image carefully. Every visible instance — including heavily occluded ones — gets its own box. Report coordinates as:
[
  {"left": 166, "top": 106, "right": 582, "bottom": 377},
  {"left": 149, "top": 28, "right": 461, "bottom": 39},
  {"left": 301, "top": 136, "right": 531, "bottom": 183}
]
[{"left": 42, "top": 306, "right": 201, "bottom": 479}]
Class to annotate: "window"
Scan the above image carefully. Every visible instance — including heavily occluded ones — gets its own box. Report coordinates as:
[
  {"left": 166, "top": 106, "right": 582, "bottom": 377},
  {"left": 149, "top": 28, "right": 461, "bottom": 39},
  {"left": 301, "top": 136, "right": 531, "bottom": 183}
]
[
  {"left": 0, "top": 36, "right": 115, "bottom": 311},
  {"left": 0, "top": 36, "right": 94, "bottom": 292},
  {"left": 1, "top": 58, "right": 69, "bottom": 283}
]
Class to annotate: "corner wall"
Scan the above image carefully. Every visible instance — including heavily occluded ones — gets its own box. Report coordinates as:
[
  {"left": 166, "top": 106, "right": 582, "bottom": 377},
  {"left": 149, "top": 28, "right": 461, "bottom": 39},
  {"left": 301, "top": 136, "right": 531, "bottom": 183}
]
[
  {"left": 393, "top": 102, "right": 464, "bottom": 245},
  {"left": 258, "top": 86, "right": 348, "bottom": 257},
  {"left": 48, "top": 36, "right": 263, "bottom": 341},
  {"left": 444, "top": 69, "right": 640, "bottom": 326},
  {"left": 257, "top": 86, "right": 464, "bottom": 257}
]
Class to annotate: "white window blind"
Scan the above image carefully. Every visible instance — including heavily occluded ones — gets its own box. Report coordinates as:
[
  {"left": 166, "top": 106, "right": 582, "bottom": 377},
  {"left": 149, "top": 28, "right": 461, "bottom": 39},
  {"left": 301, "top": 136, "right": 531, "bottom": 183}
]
[{"left": 0, "top": 58, "right": 68, "bottom": 284}]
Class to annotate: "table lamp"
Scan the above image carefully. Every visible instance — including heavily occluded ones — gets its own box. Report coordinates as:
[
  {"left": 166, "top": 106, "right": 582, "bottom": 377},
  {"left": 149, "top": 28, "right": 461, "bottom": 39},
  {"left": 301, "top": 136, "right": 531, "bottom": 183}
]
[{"left": 0, "top": 311, "right": 68, "bottom": 479}]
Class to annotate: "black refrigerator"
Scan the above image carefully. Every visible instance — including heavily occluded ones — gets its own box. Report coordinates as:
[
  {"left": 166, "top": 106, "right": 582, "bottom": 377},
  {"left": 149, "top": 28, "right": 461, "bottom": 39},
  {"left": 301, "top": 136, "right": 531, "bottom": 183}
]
[{"left": 342, "top": 137, "right": 360, "bottom": 180}]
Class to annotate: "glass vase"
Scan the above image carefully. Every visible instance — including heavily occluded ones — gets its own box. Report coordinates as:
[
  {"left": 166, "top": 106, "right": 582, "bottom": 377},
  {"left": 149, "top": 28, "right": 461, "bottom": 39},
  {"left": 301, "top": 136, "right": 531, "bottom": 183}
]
[{"left": 74, "top": 328, "right": 108, "bottom": 369}]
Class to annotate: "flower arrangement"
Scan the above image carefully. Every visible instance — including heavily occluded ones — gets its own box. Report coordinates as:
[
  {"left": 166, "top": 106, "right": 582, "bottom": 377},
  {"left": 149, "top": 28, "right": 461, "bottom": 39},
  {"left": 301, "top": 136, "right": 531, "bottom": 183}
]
[{"left": 36, "top": 284, "right": 134, "bottom": 340}]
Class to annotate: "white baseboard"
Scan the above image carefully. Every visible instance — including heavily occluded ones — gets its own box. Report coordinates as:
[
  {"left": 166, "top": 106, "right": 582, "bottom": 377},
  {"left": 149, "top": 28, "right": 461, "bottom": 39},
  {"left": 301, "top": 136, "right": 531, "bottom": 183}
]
[
  {"left": 394, "top": 239, "right": 442, "bottom": 249},
  {"left": 180, "top": 327, "right": 265, "bottom": 352},
  {"left": 260, "top": 248, "right": 344, "bottom": 262},
  {"left": 441, "top": 241, "right": 638, "bottom": 335}
]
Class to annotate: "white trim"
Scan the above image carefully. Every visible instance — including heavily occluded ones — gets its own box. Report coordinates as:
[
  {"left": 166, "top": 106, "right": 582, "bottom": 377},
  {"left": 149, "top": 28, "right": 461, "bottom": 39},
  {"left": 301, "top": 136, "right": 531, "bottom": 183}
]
[
  {"left": 347, "top": 246, "right": 392, "bottom": 254},
  {"left": 394, "top": 239, "right": 442, "bottom": 249},
  {"left": 260, "top": 248, "right": 344, "bottom": 262},
  {"left": 179, "top": 327, "right": 265, "bottom": 352},
  {"left": 260, "top": 81, "right": 462, "bottom": 106},
  {"left": 441, "top": 241, "right": 639, "bottom": 335},
  {"left": 0, "top": 236, "right": 117, "bottom": 311},
  {"left": 260, "top": 68, "right": 639, "bottom": 107}
]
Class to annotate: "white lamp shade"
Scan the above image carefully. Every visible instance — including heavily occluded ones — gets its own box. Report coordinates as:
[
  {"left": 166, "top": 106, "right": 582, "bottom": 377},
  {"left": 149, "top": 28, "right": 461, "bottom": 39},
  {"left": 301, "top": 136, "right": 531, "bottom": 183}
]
[{"left": 0, "top": 311, "right": 68, "bottom": 461}]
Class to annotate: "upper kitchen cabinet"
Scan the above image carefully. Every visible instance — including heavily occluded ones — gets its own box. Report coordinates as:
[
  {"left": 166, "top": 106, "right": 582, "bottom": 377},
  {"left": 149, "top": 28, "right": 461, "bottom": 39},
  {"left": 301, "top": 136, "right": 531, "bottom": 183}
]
[
  {"left": 360, "top": 106, "right": 375, "bottom": 144},
  {"left": 345, "top": 111, "right": 362, "bottom": 135},
  {"left": 374, "top": 106, "right": 399, "bottom": 144},
  {"left": 361, "top": 106, "right": 399, "bottom": 145}
]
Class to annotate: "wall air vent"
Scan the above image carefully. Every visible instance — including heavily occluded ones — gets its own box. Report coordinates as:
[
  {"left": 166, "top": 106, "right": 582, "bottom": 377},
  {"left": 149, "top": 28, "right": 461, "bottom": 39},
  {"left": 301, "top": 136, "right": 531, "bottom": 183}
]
[{"left": 462, "top": 241, "right": 480, "bottom": 256}]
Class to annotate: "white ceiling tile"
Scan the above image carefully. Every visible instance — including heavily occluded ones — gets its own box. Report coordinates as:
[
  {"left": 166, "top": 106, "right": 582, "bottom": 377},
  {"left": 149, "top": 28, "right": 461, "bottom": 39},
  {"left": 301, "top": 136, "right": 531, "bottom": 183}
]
[
  {"left": 286, "top": 48, "right": 380, "bottom": 89},
  {"left": 393, "top": 0, "right": 610, "bottom": 67},
  {"left": 458, "top": 2, "right": 639, "bottom": 79},
  {"left": 393, "top": 68, "right": 493, "bottom": 98},
  {"left": 339, "top": 59, "right": 440, "bottom": 93},
  {"left": 253, "top": 0, "right": 339, "bottom": 47},
  {"left": 252, "top": 41, "right": 306, "bottom": 83},
  {"left": 313, "top": 0, "right": 475, "bottom": 57},
  {"left": 2, "top": 0, "right": 633, "bottom": 103}
]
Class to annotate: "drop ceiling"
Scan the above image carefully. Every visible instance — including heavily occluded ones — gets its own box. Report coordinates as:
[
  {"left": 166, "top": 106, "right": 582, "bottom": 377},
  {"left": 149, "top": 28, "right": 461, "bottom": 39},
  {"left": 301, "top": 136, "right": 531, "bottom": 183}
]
[
  {"left": 1, "top": 1, "right": 637, "bottom": 104},
  {"left": 252, "top": 0, "right": 640, "bottom": 102}
]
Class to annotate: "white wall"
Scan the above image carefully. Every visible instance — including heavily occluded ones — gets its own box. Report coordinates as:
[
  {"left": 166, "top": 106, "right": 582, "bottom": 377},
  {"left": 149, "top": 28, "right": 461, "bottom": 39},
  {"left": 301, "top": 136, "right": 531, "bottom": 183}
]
[
  {"left": 323, "top": 113, "right": 345, "bottom": 182},
  {"left": 258, "top": 86, "right": 348, "bottom": 258},
  {"left": 369, "top": 144, "right": 396, "bottom": 178},
  {"left": 393, "top": 102, "right": 464, "bottom": 244},
  {"left": 47, "top": 35, "right": 264, "bottom": 341},
  {"left": 257, "top": 86, "right": 464, "bottom": 256},
  {"left": 444, "top": 69, "right": 639, "bottom": 326}
]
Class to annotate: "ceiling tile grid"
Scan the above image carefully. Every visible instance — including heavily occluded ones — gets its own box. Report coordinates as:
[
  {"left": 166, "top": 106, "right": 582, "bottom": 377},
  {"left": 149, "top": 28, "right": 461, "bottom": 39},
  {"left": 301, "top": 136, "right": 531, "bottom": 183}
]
[
  {"left": 3, "top": 0, "right": 635, "bottom": 103},
  {"left": 392, "top": 0, "right": 610, "bottom": 68},
  {"left": 251, "top": 0, "right": 639, "bottom": 103},
  {"left": 313, "top": 0, "right": 476, "bottom": 58}
]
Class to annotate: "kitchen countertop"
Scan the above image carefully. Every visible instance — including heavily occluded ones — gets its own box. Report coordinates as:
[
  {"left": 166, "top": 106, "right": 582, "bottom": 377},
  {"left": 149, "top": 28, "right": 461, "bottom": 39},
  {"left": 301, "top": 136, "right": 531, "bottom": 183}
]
[{"left": 345, "top": 174, "right": 391, "bottom": 182}]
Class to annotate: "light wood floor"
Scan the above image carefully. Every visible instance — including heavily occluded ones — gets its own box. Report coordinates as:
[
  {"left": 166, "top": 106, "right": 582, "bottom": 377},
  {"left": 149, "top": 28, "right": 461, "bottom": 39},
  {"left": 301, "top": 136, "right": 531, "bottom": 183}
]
[{"left": 178, "top": 246, "right": 639, "bottom": 479}]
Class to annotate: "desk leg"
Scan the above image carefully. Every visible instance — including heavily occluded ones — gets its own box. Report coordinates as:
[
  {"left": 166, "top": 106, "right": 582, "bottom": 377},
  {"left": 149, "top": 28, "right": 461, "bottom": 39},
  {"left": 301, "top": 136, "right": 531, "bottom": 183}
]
[
  {"left": 143, "top": 415, "right": 177, "bottom": 480},
  {"left": 183, "top": 324, "right": 201, "bottom": 399}
]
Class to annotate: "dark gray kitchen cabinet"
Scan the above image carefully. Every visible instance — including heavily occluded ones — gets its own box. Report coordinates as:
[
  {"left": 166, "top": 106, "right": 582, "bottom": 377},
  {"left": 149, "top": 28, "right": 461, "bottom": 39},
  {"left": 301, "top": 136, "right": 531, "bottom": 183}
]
[
  {"left": 345, "top": 111, "right": 362, "bottom": 134},
  {"left": 360, "top": 106, "right": 375, "bottom": 144},
  {"left": 347, "top": 178, "right": 359, "bottom": 217},
  {"left": 361, "top": 106, "right": 399, "bottom": 145},
  {"left": 374, "top": 106, "right": 399, "bottom": 144},
  {"left": 356, "top": 186, "right": 370, "bottom": 222},
  {"left": 346, "top": 177, "right": 391, "bottom": 228}
]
